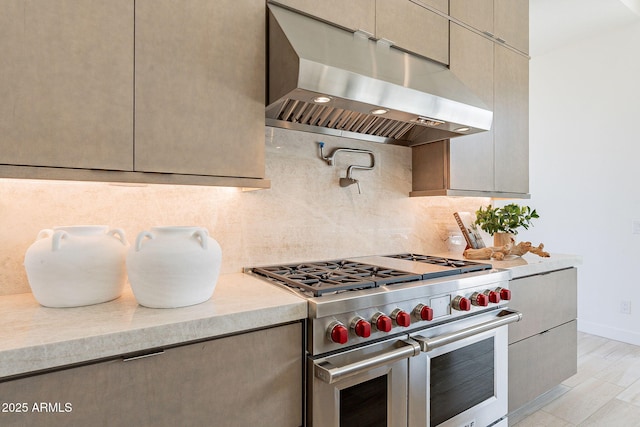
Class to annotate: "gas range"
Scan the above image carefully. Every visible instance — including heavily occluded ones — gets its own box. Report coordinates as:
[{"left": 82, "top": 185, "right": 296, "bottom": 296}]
[{"left": 249, "top": 254, "right": 512, "bottom": 356}]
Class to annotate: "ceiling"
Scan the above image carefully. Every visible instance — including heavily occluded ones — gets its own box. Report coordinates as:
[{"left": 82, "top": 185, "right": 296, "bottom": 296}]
[{"left": 530, "top": 0, "right": 640, "bottom": 56}]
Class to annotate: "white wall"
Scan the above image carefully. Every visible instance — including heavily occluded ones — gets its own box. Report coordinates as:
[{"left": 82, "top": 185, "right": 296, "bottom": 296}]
[{"left": 524, "top": 17, "right": 640, "bottom": 344}]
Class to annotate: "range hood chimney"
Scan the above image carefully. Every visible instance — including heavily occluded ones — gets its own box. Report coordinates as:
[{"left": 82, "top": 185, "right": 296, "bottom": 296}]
[{"left": 266, "top": 4, "right": 493, "bottom": 146}]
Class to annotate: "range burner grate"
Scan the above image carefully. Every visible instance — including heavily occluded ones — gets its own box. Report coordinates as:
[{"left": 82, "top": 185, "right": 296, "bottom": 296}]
[{"left": 251, "top": 260, "right": 422, "bottom": 297}]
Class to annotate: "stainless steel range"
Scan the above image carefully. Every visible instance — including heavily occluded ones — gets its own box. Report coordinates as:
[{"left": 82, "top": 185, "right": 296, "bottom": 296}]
[{"left": 249, "top": 254, "right": 521, "bottom": 427}]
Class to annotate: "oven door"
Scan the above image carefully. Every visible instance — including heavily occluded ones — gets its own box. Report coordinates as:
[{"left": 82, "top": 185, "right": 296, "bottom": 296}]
[
  {"left": 309, "top": 336, "right": 421, "bottom": 427},
  {"left": 409, "top": 309, "right": 522, "bottom": 427}
]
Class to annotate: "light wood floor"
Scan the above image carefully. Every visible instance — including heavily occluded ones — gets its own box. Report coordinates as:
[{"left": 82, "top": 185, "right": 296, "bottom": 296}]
[{"left": 509, "top": 331, "right": 640, "bottom": 426}]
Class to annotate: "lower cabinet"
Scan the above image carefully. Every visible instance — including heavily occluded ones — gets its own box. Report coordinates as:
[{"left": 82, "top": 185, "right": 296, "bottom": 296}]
[
  {"left": 0, "top": 322, "right": 303, "bottom": 427},
  {"left": 507, "top": 268, "right": 578, "bottom": 412},
  {"left": 509, "top": 320, "right": 577, "bottom": 411}
]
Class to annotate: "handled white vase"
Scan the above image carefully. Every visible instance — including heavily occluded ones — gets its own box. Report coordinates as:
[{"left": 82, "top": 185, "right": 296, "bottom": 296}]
[
  {"left": 24, "top": 226, "right": 129, "bottom": 307},
  {"left": 126, "top": 226, "right": 222, "bottom": 308}
]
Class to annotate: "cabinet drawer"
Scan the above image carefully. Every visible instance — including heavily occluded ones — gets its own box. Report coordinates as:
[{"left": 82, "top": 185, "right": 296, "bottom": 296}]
[
  {"left": 508, "top": 320, "right": 577, "bottom": 412},
  {"left": 508, "top": 268, "right": 577, "bottom": 344}
]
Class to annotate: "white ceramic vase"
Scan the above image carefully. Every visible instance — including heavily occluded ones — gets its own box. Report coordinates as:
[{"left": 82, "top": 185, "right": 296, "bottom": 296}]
[
  {"left": 24, "top": 226, "right": 128, "bottom": 308},
  {"left": 126, "top": 226, "right": 222, "bottom": 308}
]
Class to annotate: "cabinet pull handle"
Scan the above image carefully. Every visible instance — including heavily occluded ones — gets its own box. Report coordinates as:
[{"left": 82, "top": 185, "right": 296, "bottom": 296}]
[
  {"left": 483, "top": 31, "right": 495, "bottom": 38},
  {"left": 122, "top": 350, "right": 165, "bottom": 362},
  {"left": 495, "top": 37, "right": 506, "bottom": 44}
]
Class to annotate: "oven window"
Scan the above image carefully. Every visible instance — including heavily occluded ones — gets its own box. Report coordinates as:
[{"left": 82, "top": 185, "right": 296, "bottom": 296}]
[
  {"left": 340, "top": 375, "right": 387, "bottom": 427},
  {"left": 430, "top": 337, "right": 494, "bottom": 426}
]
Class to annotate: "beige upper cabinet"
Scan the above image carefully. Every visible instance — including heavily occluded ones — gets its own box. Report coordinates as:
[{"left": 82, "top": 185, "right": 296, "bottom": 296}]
[
  {"left": 450, "top": 0, "right": 528, "bottom": 54},
  {"left": 412, "top": 22, "right": 529, "bottom": 197},
  {"left": 376, "top": 0, "right": 449, "bottom": 64},
  {"left": 1, "top": 0, "right": 268, "bottom": 187},
  {"left": 494, "top": 0, "right": 529, "bottom": 54},
  {"left": 0, "top": 0, "right": 133, "bottom": 171},
  {"left": 134, "top": 0, "right": 265, "bottom": 179},
  {"left": 450, "top": 25, "right": 529, "bottom": 195},
  {"left": 272, "top": 0, "right": 449, "bottom": 64},
  {"left": 493, "top": 44, "right": 529, "bottom": 193},
  {"left": 272, "top": 0, "right": 376, "bottom": 34},
  {"left": 448, "top": 24, "right": 495, "bottom": 192}
]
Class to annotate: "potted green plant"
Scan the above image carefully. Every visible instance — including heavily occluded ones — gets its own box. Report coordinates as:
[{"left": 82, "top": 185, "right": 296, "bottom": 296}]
[{"left": 474, "top": 204, "right": 539, "bottom": 246}]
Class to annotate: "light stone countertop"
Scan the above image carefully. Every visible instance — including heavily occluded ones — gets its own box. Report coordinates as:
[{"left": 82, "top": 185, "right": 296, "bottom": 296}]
[
  {"left": 0, "top": 252, "right": 580, "bottom": 380},
  {"left": 0, "top": 273, "right": 307, "bottom": 380},
  {"left": 436, "top": 251, "right": 582, "bottom": 279},
  {"left": 488, "top": 252, "right": 582, "bottom": 278}
]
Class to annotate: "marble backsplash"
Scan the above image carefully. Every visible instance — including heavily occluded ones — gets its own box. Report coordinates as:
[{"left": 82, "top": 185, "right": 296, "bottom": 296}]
[{"left": 0, "top": 127, "right": 489, "bottom": 296}]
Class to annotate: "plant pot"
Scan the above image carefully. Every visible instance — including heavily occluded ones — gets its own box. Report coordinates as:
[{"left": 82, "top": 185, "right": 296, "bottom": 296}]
[
  {"left": 126, "top": 226, "right": 222, "bottom": 308},
  {"left": 24, "top": 225, "right": 128, "bottom": 307},
  {"left": 493, "top": 232, "right": 514, "bottom": 247}
]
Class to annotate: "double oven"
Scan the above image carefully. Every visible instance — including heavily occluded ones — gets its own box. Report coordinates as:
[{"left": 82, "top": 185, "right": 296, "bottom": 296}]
[{"left": 250, "top": 254, "right": 521, "bottom": 427}]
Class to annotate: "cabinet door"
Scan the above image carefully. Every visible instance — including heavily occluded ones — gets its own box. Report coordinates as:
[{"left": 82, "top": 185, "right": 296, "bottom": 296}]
[
  {"left": 494, "top": 43, "right": 529, "bottom": 194},
  {"left": 0, "top": 323, "right": 303, "bottom": 427},
  {"left": 0, "top": 0, "right": 133, "bottom": 170},
  {"left": 449, "top": 0, "right": 493, "bottom": 34},
  {"left": 135, "top": 0, "right": 265, "bottom": 178},
  {"left": 376, "top": 0, "right": 449, "bottom": 64},
  {"left": 448, "top": 24, "right": 495, "bottom": 191},
  {"left": 273, "top": 0, "right": 375, "bottom": 34},
  {"left": 494, "top": 0, "right": 529, "bottom": 53}
]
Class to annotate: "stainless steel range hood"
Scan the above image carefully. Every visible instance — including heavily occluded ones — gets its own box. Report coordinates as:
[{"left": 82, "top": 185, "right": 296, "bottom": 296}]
[{"left": 266, "top": 4, "right": 493, "bottom": 146}]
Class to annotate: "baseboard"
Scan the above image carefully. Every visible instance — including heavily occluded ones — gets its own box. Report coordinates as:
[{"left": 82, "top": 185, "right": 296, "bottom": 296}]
[{"left": 578, "top": 319, "right": 640, "bottom": 346}]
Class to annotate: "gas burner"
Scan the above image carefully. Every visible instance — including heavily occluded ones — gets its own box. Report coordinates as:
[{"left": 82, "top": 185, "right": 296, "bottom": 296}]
[
  {"left": 251, "top": 260, "right": 422, "bottom": 297},
  {"left": 384, "top": 253, "right": 492, "bottom": 274}
]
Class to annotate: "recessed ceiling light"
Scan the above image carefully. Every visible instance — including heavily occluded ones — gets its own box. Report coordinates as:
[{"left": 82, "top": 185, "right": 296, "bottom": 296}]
[
  {"left": 313, "top": 96, "right": 332, "bottom": 104},
  {"left": 454, "top": 127, "right": 470, "bottom": 132},
  {"left": 370, "top": 108, "right": 388, "bottom": 115}
]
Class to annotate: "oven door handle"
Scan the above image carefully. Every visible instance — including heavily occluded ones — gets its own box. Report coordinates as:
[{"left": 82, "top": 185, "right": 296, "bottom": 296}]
[
  {"left": 313, "top": 339, "right": 421, "bottom": 384},
  {"left": 414, "top": 309, "right": 523, "bottom": 352}
]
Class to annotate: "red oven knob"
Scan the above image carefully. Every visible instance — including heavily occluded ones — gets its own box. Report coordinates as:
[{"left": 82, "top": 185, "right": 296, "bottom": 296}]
[
  {"left": 414, "top": 304, "right": 434, "bottom": 321},
  {"left": 327, "top": 322, "right": 349, "bottom": 344},
  {"left": 497, "top": 287, "right": 511, "bottom": 300},
  {"left": 452, "top": 296, "right": 471, "bottom": 311},
  {"left": 372, "top": 312, "right": 393, "bottom": 332},
  {"left": 471, "top": 292, "right": 489, "bottom": 307},
  {"left": 391, "top": 309, "right": 411, "bottom": 327},
  {"left": 484, "top": 289, "right": 501, "bottom": 303},
  {"left": 351, "top": 317, "right": 371, "bottom": 338}
]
